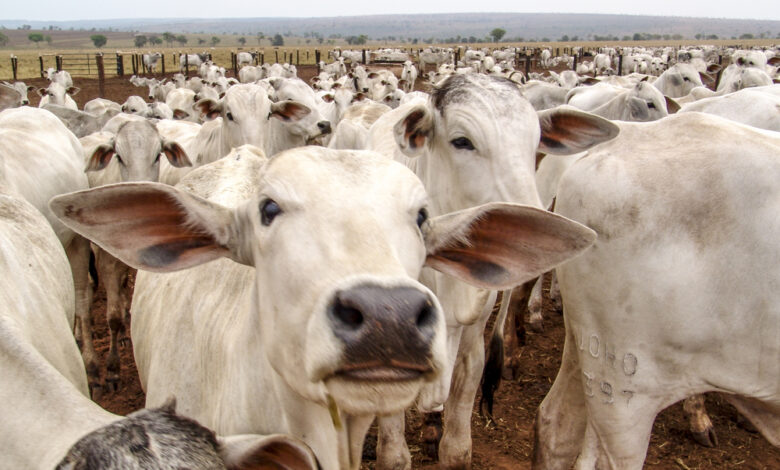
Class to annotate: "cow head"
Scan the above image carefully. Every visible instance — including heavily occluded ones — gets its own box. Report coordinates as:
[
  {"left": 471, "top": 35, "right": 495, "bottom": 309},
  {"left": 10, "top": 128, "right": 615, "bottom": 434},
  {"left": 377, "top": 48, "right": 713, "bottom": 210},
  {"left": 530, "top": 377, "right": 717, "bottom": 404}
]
[
  {"left": 85, "top": 120, "right": 191, "bottom": 182},
  {"left": 51, "top": 147, "right": 596, "bottom": 416}
]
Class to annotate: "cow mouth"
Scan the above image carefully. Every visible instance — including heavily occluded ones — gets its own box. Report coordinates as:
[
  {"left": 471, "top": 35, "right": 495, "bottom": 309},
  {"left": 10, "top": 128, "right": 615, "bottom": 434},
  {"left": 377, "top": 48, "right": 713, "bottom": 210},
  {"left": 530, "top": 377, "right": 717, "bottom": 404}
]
[{"left": 334, "top": 361, "right": 432, "bottom": 382}]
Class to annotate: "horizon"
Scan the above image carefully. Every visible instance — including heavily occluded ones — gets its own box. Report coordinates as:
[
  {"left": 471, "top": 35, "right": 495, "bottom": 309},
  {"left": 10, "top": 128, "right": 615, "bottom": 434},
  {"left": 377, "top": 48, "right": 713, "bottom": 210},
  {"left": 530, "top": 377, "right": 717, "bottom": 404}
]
[{"left": 3, "top": 1, "right": 780, "bottom": 23}]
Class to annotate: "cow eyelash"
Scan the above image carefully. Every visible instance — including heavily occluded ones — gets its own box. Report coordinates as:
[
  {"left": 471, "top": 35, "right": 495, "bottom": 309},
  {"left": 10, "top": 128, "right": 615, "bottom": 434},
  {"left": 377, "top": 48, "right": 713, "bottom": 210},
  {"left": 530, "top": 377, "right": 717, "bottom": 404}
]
[{"left": 451, "top": 137, "right": 475, "bottom": 151}]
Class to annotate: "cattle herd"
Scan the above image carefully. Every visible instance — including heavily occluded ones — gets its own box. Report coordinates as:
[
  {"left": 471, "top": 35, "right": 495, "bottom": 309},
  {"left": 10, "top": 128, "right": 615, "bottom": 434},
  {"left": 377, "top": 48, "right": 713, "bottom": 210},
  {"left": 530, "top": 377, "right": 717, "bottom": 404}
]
[{"left": 0, "top": 42, "right": 779, "bottom": 469}]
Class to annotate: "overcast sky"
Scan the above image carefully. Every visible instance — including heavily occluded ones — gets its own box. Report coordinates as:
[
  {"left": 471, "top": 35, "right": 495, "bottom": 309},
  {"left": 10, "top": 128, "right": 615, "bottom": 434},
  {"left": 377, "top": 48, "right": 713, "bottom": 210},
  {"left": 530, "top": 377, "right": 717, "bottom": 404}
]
[{"left": 4, "top": 0, "right": 779, "bottom": 22}]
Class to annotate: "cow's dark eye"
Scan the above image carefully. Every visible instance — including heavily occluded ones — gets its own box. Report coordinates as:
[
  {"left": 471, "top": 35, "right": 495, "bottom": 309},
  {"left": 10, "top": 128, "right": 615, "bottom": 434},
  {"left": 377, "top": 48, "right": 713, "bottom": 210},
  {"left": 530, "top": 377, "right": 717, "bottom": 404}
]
[
  {"left": 154, "top": 153, "right": 161, "bottom": 163},
  {"left": 451, "top": 137, "right": 475, "bottom": 151},
  {"left": 417, "top": 208, "right": 428, "bottom": 228},
  {"left": 648, "top": 102, "right": 656, "bottom": 109},
  {"left": 115, "top": 154, "right": 124, "bottom": 165},
  {"left": 226, "top": 111, "right": 234, "bottom": 121},
  {"left": 261, "top": 199, "right": 282, "bottom": 226}
]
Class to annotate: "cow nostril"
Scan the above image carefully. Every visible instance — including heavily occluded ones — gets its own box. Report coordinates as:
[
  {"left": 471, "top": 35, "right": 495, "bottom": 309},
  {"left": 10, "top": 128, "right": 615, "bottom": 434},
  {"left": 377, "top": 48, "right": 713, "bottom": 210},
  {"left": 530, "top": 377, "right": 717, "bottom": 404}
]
[
  {"left": 332, "top": 301, "right": 364, "bottom": 330},
  {"left": 417, "top": 303, "right": 435, "bottom": 329},
  {"left": 317, "top": 121, "right": 332, "bottom": 134}
]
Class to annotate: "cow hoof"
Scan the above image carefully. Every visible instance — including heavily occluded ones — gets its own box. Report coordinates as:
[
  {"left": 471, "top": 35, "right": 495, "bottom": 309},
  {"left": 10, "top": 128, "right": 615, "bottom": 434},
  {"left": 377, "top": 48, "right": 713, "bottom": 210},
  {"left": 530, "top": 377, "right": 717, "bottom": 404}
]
[
  {"left": 501, "top": 355, "right": 522, "bottom": 381},
  {"left": 528, "top": 319, "right": 544, "bottom": 333},
  {"left": 736, "top": 414, "right": 758, "bottom": 433},
  {"left": 105, "top": 377, "right": 120, "bottom": 393},
  {"left": 89, "top": 382, "right": 103, "bottom": 401},
  {"left": 691, "top": 427, "right": 718, "bottom": 448},
  {"left": 422, "top": 413, "right": 442, "bottom": 461}
]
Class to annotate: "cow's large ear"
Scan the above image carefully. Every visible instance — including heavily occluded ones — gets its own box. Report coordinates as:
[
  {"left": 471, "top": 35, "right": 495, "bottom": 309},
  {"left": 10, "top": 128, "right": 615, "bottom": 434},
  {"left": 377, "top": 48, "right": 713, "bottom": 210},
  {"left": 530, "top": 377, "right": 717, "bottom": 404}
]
[
  {"left": 161, "top": 139, "right": 192, "bottom": 168},
  {"left": 269, "top": 101, "right": 311, "bottom": 121},
  {"left": 423, "top": 202, "right": 596, "bottom": 290},
  {"left": 537, "top": 106, "right": 619, "bottom": 155},
  {"left": 393, "top": 103, "right": 433, "bottom": 158},
  {"left": 218, "top": 435, "right": 319, "bottom": 470},
  {"left": 85, "top": 139, "right": 116, "bottom": 172},
  {"left": 195, "top": 98, "right": 223, "bottom": 121},
  {"left": 49, "top": 182, "right": 251, "bottom": 271},
  {"left": 664, "top": 96, "right": 681, "bottom": 114}
]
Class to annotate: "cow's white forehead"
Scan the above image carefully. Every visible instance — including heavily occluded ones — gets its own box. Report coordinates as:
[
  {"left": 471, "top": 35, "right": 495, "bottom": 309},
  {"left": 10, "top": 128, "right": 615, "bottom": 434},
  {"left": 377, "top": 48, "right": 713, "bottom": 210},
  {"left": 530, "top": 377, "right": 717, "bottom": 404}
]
[
  {"left": 432, "top": 74, "right": 527, "bottom": 115},
  {"left": 263, "top": 147, "right": 426, "bottom": 202}
]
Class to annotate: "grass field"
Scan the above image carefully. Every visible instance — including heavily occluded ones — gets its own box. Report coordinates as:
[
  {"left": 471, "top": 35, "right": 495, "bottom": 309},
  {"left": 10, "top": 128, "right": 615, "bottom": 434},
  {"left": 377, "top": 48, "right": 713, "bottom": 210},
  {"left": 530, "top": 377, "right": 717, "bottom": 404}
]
[{"left": 1, "top": 29, "right": 777, "bottom": 81}]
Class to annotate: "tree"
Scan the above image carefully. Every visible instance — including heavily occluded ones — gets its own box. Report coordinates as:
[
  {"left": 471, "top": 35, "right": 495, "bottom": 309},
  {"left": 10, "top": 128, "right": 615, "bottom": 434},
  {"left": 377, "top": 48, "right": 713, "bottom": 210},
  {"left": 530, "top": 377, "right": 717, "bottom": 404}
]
[
  {"left": 90, "top": 34, "right": 107, "bottom": 48},
  {"left": 560, "top": 34, "right": 569, "bottom": 42},
  {"left": 0, "top": 31, "right": 8, "bottom": 47},
  {"left": 256, "top": 32, "right": 265, "bottom": 44},
  {"left": 134, "top": 35, "right": 148, "bottom": 48},
  {"left": 211, "top": 36, "right": 221, "bottom": 46},
  {"left": 149, "top": 36, "right": 162, "bottom": 45},
  {"left": 238, "top": 36, "right": 246, "bottom": 46},
  {"left": 44, "top": 35, "right": 52, "bottom": 46},
  {"left": 739, "top": 33, "right": 754, "bottom": 39},
  {"left": 162, "top": 32, "right": 175, "bottom": 46},
  {"left": 198, "top": 38, "right": 206, "bottom": 45},
  {"left": 490, "top": 28, "right": 506, "bottom": 43},
  {"left": 272, "top": 33, "right": 284, "bottom": 46},
  {"left": 176, "top": 34, "right": 187, "bottom": 45},
  {"left": 28, "top": 32, "right": 44, "bottom": 45}
]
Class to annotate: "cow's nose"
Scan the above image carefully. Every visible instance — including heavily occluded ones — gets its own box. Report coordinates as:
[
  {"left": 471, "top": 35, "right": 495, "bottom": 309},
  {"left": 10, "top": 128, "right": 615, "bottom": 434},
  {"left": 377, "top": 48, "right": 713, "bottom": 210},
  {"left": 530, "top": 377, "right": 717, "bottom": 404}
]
[
  {"left": 362, "top": 88, "right": 369, "bottom": 92},
  {"left": 329, "top": 284, "right": 437, "bottom": 378},
  {"left": 317, "top": 120, "right": 332, "bottom": 135}
]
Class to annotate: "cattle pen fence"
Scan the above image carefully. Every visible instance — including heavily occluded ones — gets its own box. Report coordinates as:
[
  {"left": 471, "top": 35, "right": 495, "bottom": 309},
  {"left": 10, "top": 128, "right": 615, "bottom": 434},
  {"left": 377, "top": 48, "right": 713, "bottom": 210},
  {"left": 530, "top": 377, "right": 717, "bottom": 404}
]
[{"left": 8, "top": 43, "right": 757, "bottom": 88}]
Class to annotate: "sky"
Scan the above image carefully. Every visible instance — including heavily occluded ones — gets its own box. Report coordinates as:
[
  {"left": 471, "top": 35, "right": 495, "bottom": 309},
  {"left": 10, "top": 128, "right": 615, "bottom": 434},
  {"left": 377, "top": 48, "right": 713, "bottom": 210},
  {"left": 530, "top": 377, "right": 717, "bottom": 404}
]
[{"left": 3, "top": 0, "right": 780, "bottom": 22}]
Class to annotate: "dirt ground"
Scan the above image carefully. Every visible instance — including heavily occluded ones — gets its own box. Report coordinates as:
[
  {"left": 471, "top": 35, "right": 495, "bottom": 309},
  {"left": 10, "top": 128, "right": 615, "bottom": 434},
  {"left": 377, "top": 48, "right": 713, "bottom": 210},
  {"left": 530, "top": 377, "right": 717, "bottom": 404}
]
[{"left": 46, "top": 66, "right": 780, "bottom": 469}]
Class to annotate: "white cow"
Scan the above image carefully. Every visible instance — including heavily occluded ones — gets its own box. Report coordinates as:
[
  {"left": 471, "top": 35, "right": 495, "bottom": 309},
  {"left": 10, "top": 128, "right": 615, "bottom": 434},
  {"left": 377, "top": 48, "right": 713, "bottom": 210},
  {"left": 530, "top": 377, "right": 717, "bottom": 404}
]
[
  {"left": 47, "top": 68, "right": 74, "bottom": 88},
  {"left": 0, "top": 186, "right": 318, "bottom": 469},
  {"left": 38, "top": 82, "right": 79, "bottom": 110},
  {"left": 365, "top": 74, "right": 618, "bottom": 469},
  {"left": 195, "top": 82, "right": 330, "bottom": 159},
  {"left": 589, "top": 81, "right": 671, "bottom": 122},
  {"left": 535, "top": 112, "right": 780, "bottom": 469},
  {"left": 401, "top": 61, "right": 418, "bottom": 92},
  {"left": 179, "top": 53, "right": 209, "bottom": 72},
  {"left": 80, "top": 119, "right": 192, "bottom": 389},
  {"left": 237, "top": 51, "right": 257, "bottom": 67},
  {"left": 43, "top": 103, "right": 119, "bottom": 138},
  {"left": 120, "top": 95, "right": 148, "bottom": 115},
  {"left": 0, "top": 107, "right": 94, "bottom": 393},
  {"left": 2, "top": 80, "right": 34, "bottom": 106},
  {"left": 50, "top": 145, "right": 595, "bottom": 470},
  {"left": 679, "top": 86, "right": 780, "bottom": 132},
  {"left": 142, "top": 52, "right": 162, "bottom": 73},
  {"left": 652, "top": 63, "right": 705, "bottom": 98},
  {"left": 165, "top": 87, "right": 199, "bottom": 121}
]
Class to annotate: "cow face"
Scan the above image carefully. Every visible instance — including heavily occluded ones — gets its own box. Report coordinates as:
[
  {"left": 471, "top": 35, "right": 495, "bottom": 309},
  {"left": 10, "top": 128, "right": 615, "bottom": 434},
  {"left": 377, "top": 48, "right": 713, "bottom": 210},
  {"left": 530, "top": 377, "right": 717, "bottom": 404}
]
[
  {"left": 51, "top": 147, "right": 596, "bottom": 417},
  {"left": 85, "top": 120, "right": 190, "bottom": 182}
]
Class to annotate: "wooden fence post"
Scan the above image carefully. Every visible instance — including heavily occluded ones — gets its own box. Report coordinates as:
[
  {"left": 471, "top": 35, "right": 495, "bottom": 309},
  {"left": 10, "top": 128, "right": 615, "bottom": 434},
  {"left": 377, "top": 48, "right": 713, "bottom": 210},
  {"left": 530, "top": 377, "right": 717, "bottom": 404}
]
[
  {"left": 275, "top": 49, "right": 279, "bottom": 63},
  {"left": 56, "top": 55, "right": 63, "bottom": 72},
  {"left": 296, "top": 49, "right": 300, "bottom": 65},
  {"left": 573, "top": 54, "right": 578, "bottom": 71},
  {"left": 231, "top": 52, "right": 238, "bottom": 76},
  {"left": 96, "top": 53, "right": 105, "bottom": 98},
  {"left": 116, "top": 53, "right": 124, "bottom": 76},
  {"left": 524, "top": 54, "right": 531, "bottom": 76},
  {"left": 39, "top": 55, "right": 45, "bottom": 78},
  {"left": 362, "top": 49, "right": 367, "bottom": 65},
  {"left": 315, "top": 50, "right": 321, "bottom": 72},
  {"left": 161, "top": 54, "right": 165, "bottom": 75},
  {"left": 185, "top": 53, "right": 189, "bottom": 78},
  {"left": 618, "top": 55, "right": 623, "bottom": 76},
  {"left": 11, "top": 56, "right": 18, "bottom": 81},
  {"left": 132, "top": 54, "right": 137, "bottom": 75}
]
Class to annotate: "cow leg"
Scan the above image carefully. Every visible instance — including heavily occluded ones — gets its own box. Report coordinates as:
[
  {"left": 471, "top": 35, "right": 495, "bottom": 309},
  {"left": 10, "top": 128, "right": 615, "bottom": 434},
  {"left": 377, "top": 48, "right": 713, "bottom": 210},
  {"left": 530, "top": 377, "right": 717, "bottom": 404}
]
[
  {"left": 682, "top": 394, "right": 718, "bottom": 447},
  {"left": 503, "top": 282, "right": 533, "bottom": 380},
  {"left": 376, "top": 413, "right": 411, "bottom": 470},
  {"left": 532, "top": 331, "right": 587, "bottom": 470},
  {"left": 438, "top": 313, "right": 491, "bottom": 470},
  {"left": 722, "top": 395, "right": 780, "bottom": 446},
  {"left": 549, "top": 270, "right": 562, "bottom": 314},
  {"left": 118, "top": 266, "right": 136, "bottom": 347},
  {"left": 573, "top": 398, "right": 660, "bottom": 470},
  {"left": 96, "top": 249, "right": 128, "bottom": 392},
  {"left": 66, "top": 235, "right": 99, "bottom": 395},
  {"left": 527, "top": 275, "right": 545, "bottom": 332}
]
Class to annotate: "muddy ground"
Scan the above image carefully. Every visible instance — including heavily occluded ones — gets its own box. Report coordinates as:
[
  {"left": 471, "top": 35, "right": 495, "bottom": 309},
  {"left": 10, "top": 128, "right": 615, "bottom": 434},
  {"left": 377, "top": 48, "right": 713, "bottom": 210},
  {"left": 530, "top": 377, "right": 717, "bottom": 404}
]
[{"left": 30, "top": 65, "right": 780, "bottom": 469}]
